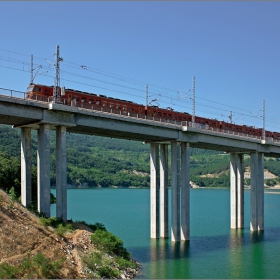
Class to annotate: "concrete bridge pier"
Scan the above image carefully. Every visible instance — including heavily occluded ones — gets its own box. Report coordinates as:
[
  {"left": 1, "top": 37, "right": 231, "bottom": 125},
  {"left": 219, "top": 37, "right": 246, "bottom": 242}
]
[
  {"left": 37, "top": 124, "right": 51, "bottom": 217},
  {"left": 150, "top": 141, "right": 191, "bottom": 241},
  {"left": 20, "top": 124, "right": 68, "bottom": 221},
  {"left": 181, "top": 142, "right": 190, "bottom": 241},
  {"left": 160, "top": 144, "right": 168, "bottom": 238},
  {"left": 21, "top": 127, "right": 32, "bottom": 207},
  {"left": 250, "top": 152, "right": 264, "bottom": 231},
  {"left": 171, "top": 141, "right": 180, "bottom": 242},
  {"left": 230, "top": 153, "right": 244, "bottom": 229},
  {"left": 56, "top": 125, "right": 67, "bottom": 222},
  {"left": 150, "top": 143, "right": 159, "bottom": 238}
]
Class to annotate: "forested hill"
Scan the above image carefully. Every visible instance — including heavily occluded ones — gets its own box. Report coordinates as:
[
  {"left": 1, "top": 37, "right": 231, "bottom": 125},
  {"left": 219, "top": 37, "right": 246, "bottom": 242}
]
[{"left": 0, "top": 124, "right": 280, "bottom": 195}]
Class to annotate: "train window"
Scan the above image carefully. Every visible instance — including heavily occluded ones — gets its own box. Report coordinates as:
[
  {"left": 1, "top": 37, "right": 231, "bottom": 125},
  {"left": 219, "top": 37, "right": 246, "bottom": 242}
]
[
  {"left": 110, "top": 103, "right": 114, "bottom": 108},
  {"left": 168, "top": 114, "right": 172, "bottom": 119},
  {"left": 27, "top": 86, "right": 34, "bottom": 92},
  {"left": 116, "top": 104, "right": 121, "bottom": 109},
  {"left": 123, "top": 105, "right": 127, "bottom": 111},
  {"left": 158, "top": 112, "right": 162, "bottom": 117},
  {"left": 178, "top": 116, "right": 182, "bottom": 121},
  {"left": 139, "top": 107, "right": 142, "bottom": 112},
  {"left": 74, "top": 96, "right": 79, "bottom": 101},
  {"left": 89, "top": 99, "right": 93, "bottom": 103},
  {"left": 34, "top": 87, "right": 41, "bottom": 92},
  {"left": 163, "top": 113, "right": 167, "bottom": 118},
  {"left": 130, "top": 107, "right": 134, "bottom": 111},
  {"left": 182, "top": 117, "right": 186, "bottom": 121},
  {"left": 96, "top": 100, "right": 100, "bottom": 105},
  {"left": 82, "top": 98, "right": 86, "bottom": 102},
  {"left": 103, "top": 101, "right": 108, "bottom": 107}
]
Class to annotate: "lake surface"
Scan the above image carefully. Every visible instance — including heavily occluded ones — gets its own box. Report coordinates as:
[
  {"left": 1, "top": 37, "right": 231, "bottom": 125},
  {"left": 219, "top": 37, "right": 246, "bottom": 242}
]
[{"left": 51, "top": 188, "right": 280, "bottom": 278}]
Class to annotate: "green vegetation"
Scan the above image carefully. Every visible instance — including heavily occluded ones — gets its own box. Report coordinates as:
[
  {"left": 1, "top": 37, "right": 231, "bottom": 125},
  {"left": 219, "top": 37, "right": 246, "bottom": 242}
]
[
  {"left": 0, "top": 252, "right": 65, "bottom": 279},
  {"left": 82, "top": 226, "right": 138, "bottom": 278},
  {"left": 76, "top": 220, "right": 107, "bottom": 231},
  {"left": 8, "top": 186, "right": 17, "bottom": 210},
  {"left": 83, "top": 252, "right": 119, "bottom": 278},
  {"left": 90, "top": 229, "right": 130, "bottom": 259},
  {"left": 0, "top": 124, "right": 280, "bottom": 189},
  {"left": 39, "top": 216, "right": 75, "bottom": 236}
]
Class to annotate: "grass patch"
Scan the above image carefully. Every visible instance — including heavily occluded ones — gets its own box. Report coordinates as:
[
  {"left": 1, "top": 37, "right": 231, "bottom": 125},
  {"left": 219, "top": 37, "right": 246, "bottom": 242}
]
[
  {"left": 0, "top": 252, "right": 65, "bottom": 279},
  {"left": 82, "top": 252, "right": 119, "bottom": 279},
  {"left": 39, "top": 216, "right": 74, "bottom": 236},
  {"left": 55, "top": 223, "right": 74, "bottom": 236},
  {"left": 115, "top": 256, "right": 138, "bottom": 269}
]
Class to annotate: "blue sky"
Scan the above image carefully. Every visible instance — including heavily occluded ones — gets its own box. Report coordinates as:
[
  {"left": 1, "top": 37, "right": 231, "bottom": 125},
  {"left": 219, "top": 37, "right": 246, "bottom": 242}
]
[{"left": 0, "top": 2, "right": 280, "bottom": 132}]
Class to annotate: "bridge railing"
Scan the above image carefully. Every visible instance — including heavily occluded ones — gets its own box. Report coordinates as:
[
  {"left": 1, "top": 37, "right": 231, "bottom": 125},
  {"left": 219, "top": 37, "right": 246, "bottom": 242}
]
[{"left": 0, "top": 88, "right": 25, "bottom": 99}]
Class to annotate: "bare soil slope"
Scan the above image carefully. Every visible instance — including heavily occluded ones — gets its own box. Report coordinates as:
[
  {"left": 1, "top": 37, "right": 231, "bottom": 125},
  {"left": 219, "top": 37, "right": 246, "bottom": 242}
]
[{"left": 0, "top": 189, "right": 139, "bottom": 278}]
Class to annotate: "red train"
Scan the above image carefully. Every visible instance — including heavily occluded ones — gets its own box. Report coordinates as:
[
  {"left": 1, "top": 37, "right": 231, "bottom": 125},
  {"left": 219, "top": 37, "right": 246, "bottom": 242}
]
[{"left": 26, "top": 83, "right": 280, "bottom": 142}]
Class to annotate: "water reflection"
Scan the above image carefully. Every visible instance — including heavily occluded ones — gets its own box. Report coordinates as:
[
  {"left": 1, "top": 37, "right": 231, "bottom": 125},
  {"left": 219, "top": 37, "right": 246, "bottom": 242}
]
[
  {"left": 250, "top": 230, "right": 264, "bottom": 243},
  {"left": 147, "top": 238, "right": 191, "bottom": 279},
  {"left": 133, "top": 228, "right": 279, "bottom": 264},
  {"left": 149, "top": 238, "right": 190, "bottom": 261}
]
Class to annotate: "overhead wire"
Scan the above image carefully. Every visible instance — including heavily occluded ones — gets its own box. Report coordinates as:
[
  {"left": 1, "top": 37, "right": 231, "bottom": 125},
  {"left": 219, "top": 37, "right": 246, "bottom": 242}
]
[{"left": 0, "top": 49, "right": 279, "bottom": 131}]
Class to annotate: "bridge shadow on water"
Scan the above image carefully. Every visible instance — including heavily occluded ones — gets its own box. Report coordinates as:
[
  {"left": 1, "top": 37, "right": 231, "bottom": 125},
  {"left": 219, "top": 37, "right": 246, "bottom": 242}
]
[{"left": 129, "top": 226, "right": 280, "bottom": 264}]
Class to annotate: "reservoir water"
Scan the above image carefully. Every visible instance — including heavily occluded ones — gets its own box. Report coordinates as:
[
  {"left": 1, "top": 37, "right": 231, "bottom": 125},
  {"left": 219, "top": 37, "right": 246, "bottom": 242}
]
[{"left": 51, "top": 188, "right": 280, "bottom": 278}]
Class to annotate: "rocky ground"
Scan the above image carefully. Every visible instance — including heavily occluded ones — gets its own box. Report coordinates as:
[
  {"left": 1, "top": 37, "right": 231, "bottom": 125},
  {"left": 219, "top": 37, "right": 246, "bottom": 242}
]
[{"left": 0, "top": 189, "right": 139, "bottom": 279}]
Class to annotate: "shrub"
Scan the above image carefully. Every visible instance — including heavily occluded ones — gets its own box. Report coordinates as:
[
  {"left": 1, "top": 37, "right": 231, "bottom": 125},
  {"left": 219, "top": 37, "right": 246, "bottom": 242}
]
[
  {"left": 0, "top": 194, "right": 3, "bottom": 208},
  {"left": 115, "top": 256, "right": 137, "bottom": 270},
  {"left": 0, "top": 262, "right": 19, "bottom": 279},
  {"left": 39, "top": 216, "right": 61, "bottom": 228},
  {"left": 82, "top": 252, "right": 120, "bottom": 279},
  {"left": 8, "top": 187, "right": 17, "bottom": 209},
  {"left": 76, "top": 220, "right": 107, "bottom": 231},
  {"left": 55, "top": 223, "right": 74, "bottom": 236},
  {"left": 98, "top": 266, "right": 119, "bottom": 278},
  {"left": 90, "top": 229, "right": 130, "bottom": 259},
  {"left": 83, "top": 252, "right": 103, "bottom": 269}
]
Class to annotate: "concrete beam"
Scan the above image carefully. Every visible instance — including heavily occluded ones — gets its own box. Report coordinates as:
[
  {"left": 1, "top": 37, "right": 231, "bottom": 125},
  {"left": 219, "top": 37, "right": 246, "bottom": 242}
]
[
  {"left": 56, "top": 126, "right": 67, "bottom": 222},
  {"left": 37, "top": 124, "right": 50, "bottom": 217},
  {"left": 171, "top": 141, "right": 180, "bottom": 242},
  {"left": 21, "top": 127, "right": 32, "bottom": 207},
  {"left": 160, "top": 144, "right": 168, "bottom": 238},
  {"left": 181, "top": 142, "right": 190, "bottom": 240},
  {"left": 150, "top": 143, "right": 159, "bottom": 238}
]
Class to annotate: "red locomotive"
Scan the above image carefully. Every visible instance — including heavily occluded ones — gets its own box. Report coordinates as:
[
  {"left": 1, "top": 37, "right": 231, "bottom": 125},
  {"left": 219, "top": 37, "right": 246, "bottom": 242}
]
[{"left": 26, "top": 83, "right": 280, "bottom": 142}]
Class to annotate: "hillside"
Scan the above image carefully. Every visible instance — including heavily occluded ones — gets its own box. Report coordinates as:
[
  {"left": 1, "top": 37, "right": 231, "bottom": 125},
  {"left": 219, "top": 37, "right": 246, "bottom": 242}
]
[
  {"left": 0, "top": 124, "right": 280, "bottom": 190},
  {"left": 0, "top": 188, "right": 139, "bottom": 279}
]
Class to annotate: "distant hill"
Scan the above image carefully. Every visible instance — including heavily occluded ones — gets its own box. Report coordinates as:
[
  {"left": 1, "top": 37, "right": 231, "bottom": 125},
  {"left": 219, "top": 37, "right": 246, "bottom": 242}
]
[{"left": 0, "top": 124, "right": 279, "bottom": 192}]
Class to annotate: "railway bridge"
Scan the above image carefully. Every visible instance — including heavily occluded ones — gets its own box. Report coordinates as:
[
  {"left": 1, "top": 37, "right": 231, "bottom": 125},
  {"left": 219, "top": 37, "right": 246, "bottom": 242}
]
[{"left": 1, "top": 88, "right": 280, "bottom": 242}]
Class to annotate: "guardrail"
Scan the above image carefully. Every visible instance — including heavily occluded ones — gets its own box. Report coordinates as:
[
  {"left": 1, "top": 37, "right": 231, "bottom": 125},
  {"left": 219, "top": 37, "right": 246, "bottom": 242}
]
[
  {"left": 1, "top": 89, "right": 279, "bottom": 144},
  {"left": 0, "top": 87, "right": 25, "bottom": 99}
]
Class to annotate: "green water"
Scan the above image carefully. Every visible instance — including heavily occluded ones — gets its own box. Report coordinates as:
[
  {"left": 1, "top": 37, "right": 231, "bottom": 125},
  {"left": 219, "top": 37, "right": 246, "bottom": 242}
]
[{"left": 51, "top": 188, "right": 280, "bottom": 278}]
